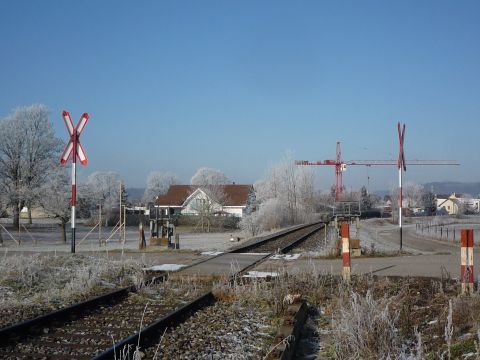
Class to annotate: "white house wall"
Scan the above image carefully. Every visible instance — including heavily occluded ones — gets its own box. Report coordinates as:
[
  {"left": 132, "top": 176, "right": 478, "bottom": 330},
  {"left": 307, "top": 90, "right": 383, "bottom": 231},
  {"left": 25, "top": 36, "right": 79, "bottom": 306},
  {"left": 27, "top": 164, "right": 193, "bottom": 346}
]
[
  {"left": 181, "top": 190, "right": 223, "bottom": 215},
  {"left": 222, "top": 206, "right": 245, "bottom": 218}
]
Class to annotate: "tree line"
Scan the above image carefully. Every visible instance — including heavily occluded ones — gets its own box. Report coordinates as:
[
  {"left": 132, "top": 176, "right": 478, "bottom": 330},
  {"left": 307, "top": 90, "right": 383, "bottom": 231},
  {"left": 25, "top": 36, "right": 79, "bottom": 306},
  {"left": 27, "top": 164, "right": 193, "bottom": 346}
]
[{"left": 0, "top": 104, "right": 439, "bottom": 241}]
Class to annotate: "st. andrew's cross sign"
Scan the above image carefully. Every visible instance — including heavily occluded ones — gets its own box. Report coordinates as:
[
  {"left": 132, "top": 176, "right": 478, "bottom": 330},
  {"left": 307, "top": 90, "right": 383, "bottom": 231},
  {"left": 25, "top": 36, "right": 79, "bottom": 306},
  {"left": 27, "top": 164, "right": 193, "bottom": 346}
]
[{"left": 60, "top": 111, "right": 89, "bottom": 253}]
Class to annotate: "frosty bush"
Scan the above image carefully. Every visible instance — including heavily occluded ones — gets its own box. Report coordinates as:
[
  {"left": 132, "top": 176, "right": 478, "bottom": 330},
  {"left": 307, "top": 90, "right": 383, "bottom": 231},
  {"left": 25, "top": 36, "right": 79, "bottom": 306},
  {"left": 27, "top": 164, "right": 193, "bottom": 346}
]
[
  {"left": 0, "top": 254, "right": 145, "bottom": 312},
  {"left": 243, "top": 153, "right": 317, "bottom": 235},
  {"left": 332, "top": 290, "right": 401, "bottom": 359}
]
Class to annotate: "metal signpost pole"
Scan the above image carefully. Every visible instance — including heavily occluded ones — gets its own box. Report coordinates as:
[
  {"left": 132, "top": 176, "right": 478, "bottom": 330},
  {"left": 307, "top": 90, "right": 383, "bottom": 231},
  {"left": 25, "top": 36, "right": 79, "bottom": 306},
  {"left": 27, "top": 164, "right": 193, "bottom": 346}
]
[
  {"left": 71, "top": 127, "right": 77, "bottom": 253},
  {"left": 397, "top": 123, "right": 406, "bottom": 252},
  {"left": 60, "top": 111, "right": 90, "bottom": 254}
]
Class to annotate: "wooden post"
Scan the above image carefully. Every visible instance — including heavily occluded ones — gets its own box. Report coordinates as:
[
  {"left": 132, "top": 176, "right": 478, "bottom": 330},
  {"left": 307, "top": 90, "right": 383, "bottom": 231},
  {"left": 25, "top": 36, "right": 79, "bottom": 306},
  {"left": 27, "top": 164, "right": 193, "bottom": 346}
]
[
  {"left": 175, "top": 234, "right": 180, "bottom": 249},
  {"left": 324, "top": 224, "right": 327, "bottom": 249},
  {"left": 98, "top": 203, "right": 102, "bottom": 246},
  {"left": 139, "top": 221, "right": 146, "bottom": 250},
  {"left": 341, "top": 223, "right": 351, "bottom": 281}
]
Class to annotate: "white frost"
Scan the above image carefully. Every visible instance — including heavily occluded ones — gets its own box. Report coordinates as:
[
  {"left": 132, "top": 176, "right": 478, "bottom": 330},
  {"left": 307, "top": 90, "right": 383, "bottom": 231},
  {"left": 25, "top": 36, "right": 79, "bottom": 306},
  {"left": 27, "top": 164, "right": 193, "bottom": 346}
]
[
  {"left": 201, "top": 251, "right": 224, "bottom": 256},
  {"left": 270, "top": 254, "right": 301, "bottom": 261},
  {"left": 238, "top": 252, "right": 270, "bottom": 256},
  {"left": 243, "top": 271, "right": 278, "bottom": 278},
  {"left": 144, "top": 264, "right": 186, "bottom": 272}
]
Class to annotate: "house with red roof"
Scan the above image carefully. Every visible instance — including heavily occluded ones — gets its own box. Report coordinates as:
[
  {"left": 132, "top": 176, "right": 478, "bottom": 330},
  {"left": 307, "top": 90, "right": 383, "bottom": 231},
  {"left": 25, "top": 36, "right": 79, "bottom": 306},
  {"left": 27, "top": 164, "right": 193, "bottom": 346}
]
[{"left": 155, "top": 184, "right": 255, "bottom": 218}]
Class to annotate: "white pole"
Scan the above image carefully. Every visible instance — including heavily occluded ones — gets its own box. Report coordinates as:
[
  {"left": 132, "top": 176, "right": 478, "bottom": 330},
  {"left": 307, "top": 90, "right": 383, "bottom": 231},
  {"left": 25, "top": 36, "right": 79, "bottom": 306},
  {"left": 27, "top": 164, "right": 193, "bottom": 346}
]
[
  {"left": 399, "top": 166, "right": 403, "bottom": 251},
  {"left": 119, "top": 181, "right": 122, "bottom": 243}
]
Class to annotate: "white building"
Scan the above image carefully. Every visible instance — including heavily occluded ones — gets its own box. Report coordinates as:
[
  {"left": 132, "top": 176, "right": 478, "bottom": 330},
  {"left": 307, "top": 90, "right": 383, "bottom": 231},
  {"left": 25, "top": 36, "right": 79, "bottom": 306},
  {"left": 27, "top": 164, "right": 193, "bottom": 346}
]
[
  {"left": 155, "top": 184, "right": 254, "bottom": 218},
  {"left": 436, "top": 193, "right": 480, "bottom": 215}
]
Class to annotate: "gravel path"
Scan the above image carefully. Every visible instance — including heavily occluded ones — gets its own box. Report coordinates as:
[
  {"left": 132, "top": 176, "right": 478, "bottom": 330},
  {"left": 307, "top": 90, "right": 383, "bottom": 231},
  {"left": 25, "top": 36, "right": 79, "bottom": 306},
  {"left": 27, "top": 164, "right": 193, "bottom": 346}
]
[{"left": 143, "top": 301, "right": 275, "bottom": 360}]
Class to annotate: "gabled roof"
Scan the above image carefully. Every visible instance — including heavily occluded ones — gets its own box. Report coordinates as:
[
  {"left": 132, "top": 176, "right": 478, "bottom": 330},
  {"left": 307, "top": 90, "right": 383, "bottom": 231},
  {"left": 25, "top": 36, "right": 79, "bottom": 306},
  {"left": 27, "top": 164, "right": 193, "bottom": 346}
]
[
  {"left": 438, "top": 197, "right": 463, "bottom": 208},
  {"left": 156, "top": 184, "right": 253, "bottom": 207},
  {"left": 437, "top": 193, "right": 463, "bottom": 200},
  {"left": 156, "top": 185, "right": 194, "bottom": 206}
]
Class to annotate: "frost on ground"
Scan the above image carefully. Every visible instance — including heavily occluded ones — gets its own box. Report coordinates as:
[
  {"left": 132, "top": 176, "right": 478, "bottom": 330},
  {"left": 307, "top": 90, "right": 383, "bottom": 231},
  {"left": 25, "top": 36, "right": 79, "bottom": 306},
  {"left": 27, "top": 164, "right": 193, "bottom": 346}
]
[
  {"left": 243, "top": 271, "right": 278, "bottom": 278},
  {"left": 318, "top": 275, "right": 480, "bottom": 359},
  {"left": 0, "top": 253, "right": 146, "bottom": 328},
  {"left": 143, "top": 264, "right": 186, "bottom": 272},
  {"left": 208, "top": 267, "right": 480, "bottom": 359}
]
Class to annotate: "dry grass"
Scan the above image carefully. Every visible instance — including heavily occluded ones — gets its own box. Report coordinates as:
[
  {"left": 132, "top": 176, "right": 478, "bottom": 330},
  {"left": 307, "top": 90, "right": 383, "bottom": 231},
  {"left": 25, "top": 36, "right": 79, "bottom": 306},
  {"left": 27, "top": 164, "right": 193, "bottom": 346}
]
[
  {"left": 0, "top": 253, "right": 147, "bottom": 326},
  {"left": 332, "top": 290, "right": 401, "bottom": 359},
  {"left": 213, "top": 265, "right": 480, "bottom": 359}
]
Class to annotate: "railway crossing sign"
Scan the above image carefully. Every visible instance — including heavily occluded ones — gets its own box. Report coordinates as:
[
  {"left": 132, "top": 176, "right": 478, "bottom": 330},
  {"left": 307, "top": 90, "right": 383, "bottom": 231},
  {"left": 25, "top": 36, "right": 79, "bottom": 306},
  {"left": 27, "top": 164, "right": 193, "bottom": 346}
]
[{"left": 60, "top": 110, "right": 90, "bottom": 253}]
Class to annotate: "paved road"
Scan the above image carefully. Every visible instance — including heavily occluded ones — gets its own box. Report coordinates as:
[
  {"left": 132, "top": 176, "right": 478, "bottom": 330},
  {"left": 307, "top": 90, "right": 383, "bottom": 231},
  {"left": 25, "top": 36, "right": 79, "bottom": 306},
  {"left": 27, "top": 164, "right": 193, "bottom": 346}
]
[
  {"left": 254, "top": 220, "right": 472, "bottom": 279},
  {"left": 254, "top": 253, "right": 467, "bottom": 279}
]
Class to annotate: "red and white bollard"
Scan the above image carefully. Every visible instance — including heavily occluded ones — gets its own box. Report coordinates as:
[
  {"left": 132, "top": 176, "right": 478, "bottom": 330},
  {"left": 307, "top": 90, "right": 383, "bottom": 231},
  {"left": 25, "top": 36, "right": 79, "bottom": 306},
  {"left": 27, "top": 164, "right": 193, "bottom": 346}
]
[
  {"left": 341, "top": 223, "right": 351, "bottom": 281},
  {"left": 461, "top": 229, "right": 474, "bottom": 294}
]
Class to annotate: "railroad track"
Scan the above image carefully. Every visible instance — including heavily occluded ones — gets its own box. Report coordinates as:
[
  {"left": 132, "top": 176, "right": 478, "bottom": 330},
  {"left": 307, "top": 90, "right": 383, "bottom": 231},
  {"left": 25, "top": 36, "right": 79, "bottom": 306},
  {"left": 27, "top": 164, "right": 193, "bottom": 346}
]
[{"left": 0, "top": 221, "right": 325, "bottom": 359}]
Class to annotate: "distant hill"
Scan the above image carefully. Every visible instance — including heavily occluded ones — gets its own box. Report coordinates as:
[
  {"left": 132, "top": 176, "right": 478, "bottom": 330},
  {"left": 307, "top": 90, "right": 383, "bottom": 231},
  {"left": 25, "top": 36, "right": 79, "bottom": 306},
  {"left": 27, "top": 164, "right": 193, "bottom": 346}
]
[
  {"left": 423, "top": 182, "right": 480, "bottom": 197},
  {"left": 374, "top": 182, "right": 480, "bottom": 198},
  {"left": 126, "top": 187, "right": 145, "bottom": 202}
]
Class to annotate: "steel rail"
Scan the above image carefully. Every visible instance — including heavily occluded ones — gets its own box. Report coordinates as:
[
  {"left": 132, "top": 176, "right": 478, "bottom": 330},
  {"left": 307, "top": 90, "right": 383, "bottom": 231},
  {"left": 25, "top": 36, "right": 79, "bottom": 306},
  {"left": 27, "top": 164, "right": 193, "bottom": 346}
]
[
  {"left": 95, "top": 222, "right": 325, "bottom": 359},
  {"left": 0, "top": 221, "right": 326, "bottom": 359}
]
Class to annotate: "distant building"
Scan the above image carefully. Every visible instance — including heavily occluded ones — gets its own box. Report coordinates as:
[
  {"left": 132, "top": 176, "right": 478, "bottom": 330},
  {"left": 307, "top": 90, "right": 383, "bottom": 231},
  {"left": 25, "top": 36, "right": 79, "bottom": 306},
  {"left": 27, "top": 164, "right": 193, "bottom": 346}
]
[
  {"left": 155, "top": 184, "right": 255, "bottom": 218},
  {"left": 436, "top": 193, "right": 480, "bottom": 215}
]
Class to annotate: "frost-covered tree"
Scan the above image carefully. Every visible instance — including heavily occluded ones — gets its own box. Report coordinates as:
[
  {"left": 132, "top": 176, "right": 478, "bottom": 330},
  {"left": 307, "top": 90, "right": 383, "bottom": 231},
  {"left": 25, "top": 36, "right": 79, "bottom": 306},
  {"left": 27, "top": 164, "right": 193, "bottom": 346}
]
[
  {"left": 405, "top": 183, "right": 424, "bottom": 208},
  {"left": 39, "top": 165, "right": 71, "bottom": 243},
  {"left": 0, "top": 193, "right": 6, "bottom": 218},
  {"left": 189, "top": 167, "right": 231, "bottom": 232},
  {"left": 0, "top": 105, "right": 62, "bottom": 227},
  {"left": 84, "top": 171, "right": 123, "bottom": 225},
  {"left": 242, "top": 154, "right": 316, "bottom": 234},
  {"left": 190, "top": 167, "right": 230, "bottom": 207},
  {"left": 142, "top": 171, "right": 178, "bottom": 204},
  {"left": 190, "top": 167, "right": 230, "bottom": 186}
]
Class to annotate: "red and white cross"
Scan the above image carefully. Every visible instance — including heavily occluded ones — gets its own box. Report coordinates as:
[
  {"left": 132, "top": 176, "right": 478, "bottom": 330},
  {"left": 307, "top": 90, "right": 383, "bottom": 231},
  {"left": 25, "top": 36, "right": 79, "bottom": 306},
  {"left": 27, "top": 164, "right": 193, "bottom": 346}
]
[{"left": 60, "top": 111, "right": 89, "bottom": 253}]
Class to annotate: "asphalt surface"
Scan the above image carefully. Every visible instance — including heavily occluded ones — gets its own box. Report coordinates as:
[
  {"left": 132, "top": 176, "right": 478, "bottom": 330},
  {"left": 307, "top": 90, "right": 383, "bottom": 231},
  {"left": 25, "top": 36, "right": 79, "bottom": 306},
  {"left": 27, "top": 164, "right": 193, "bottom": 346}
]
[{"left": 2, "top": 218, "right": 478, "bottom": 280}]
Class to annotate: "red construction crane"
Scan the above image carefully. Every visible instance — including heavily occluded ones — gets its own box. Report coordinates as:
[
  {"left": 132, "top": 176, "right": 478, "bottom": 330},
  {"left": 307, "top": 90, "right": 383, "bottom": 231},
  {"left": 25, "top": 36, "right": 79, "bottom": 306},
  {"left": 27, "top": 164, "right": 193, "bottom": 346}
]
[
  {"left": 295, "top": 135, "right": 459, "bottom": 201},
  {"left": 297, "top": 124, "right": 459, "bottom": 251}
]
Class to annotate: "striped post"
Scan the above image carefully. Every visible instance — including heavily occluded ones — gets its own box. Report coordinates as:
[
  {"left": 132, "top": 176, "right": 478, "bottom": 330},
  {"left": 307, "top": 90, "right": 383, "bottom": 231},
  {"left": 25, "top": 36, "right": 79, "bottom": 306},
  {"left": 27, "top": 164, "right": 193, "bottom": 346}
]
[
  {"left": 341, "top": 223, "right": 351, "bottom": 281},
  {"left": 461, "top": 229, "right": 474, "bottom": 294},
  {"left": 71, "top": 127, "right": 77, "bottom": 254}
]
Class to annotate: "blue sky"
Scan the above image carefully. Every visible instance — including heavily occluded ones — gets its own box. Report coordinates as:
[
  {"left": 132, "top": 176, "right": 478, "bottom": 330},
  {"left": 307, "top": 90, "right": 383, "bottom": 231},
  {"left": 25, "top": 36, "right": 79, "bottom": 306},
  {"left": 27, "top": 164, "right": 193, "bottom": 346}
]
[{"left": 1, "top": 1, "right": 479, "bottom": 191}]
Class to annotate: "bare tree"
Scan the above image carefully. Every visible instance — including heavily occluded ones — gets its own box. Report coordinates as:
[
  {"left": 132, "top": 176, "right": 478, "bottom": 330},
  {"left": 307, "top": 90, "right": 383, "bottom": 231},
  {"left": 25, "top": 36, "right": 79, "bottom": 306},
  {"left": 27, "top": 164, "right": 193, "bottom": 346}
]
[
  {"left": 142, "top": 171, "right": 178, "bottom": 204},
  {"left": 39, "top": 165, "right": 71, "bottom": 243},
  {"left": 360, "top": 186, "right": 372, "bottom": 211},
  {"left": 404, "top": 183, "right": 424, "bottom": 208},
  {"left": 243, "top": 153, "right": 317, "bottom": 234},
  {"left": 0, "top": 105, "right": 61, "bottom": 228},
  {"left": 190, "top": 167, "right": 230, "bottom": 186},
  {"left": 189, "top": 167, "right": 230, "bottom": 232},
  {"left": 84, "top": 171, "right": 122, "bottom": 225},
  {"left": 420, "top": 189, "right": 436, "bottom": 215}
]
